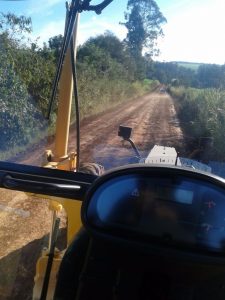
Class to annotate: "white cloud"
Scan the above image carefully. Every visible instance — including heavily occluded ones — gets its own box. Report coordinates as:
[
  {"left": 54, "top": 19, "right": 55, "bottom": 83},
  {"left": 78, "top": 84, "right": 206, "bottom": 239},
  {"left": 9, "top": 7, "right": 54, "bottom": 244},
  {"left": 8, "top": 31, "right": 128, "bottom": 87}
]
[
  {"left": 34, "top": 20, "right": 65, "bottom": 46},
  {"left": 34, "top": 15, "right": 127, "bottom": 47},
  {"left": 78, "top": 16, "right": 127, "bottom": 45},
  {"left": 156, "top": 0, "right": 225, "bottom": 64},
  {"left": 30, "top": 0, "right": 225, "bottom": 65}
]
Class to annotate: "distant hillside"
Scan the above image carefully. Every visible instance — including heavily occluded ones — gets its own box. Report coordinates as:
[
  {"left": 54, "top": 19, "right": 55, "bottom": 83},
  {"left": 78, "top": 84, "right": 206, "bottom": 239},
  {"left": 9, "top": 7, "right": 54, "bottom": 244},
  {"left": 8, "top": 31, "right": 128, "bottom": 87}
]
[{"left": 174, "top": 61, "right": 202, "bottom": 71}]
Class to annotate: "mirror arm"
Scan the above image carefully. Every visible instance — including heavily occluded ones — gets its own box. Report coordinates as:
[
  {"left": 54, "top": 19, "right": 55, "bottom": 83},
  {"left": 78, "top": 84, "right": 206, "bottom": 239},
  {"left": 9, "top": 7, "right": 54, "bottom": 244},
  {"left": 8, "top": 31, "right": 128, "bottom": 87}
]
[
  {"left": 80, "top": 0, "right": 114, "bottom": 14},
  {"left": 125, "top": 138, "right": 142, "bottom": 160}
]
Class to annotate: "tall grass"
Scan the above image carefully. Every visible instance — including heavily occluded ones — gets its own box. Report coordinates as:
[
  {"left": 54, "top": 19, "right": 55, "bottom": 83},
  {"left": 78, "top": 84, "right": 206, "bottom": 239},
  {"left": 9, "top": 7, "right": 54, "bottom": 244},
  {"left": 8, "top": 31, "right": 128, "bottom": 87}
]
[
  {"left": 170, "top": 86, "right": 225, "bottom": 160},
  {"left": 77, "top": 78, "right": 159, "bottom": 119}
]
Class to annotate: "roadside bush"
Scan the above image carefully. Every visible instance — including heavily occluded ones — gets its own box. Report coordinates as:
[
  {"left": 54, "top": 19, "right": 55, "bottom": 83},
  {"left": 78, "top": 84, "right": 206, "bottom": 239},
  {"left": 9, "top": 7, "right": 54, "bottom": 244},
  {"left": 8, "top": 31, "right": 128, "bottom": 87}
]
[
  {"left": 0, "top": 51, "right": 46, "bottom": 156},
  {"left": 170, "top": 86, "right": 225, "bottom": 159},
  {"left": 0, "top": 21, "right": 160, "bottom": 159}
]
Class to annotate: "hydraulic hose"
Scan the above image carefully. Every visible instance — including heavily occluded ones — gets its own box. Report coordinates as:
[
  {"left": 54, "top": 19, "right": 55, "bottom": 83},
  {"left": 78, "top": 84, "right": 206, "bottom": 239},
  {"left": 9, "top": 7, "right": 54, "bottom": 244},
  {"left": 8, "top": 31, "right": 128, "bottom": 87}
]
[
  {"left": 70, "top": 24, "right": 80, "bottom": 171},
  {"left": 47, "top": 0, "right": 80, "bottom": 120},
  {"left": 47, "top": 0, "right": 115, "bottom": 119}
]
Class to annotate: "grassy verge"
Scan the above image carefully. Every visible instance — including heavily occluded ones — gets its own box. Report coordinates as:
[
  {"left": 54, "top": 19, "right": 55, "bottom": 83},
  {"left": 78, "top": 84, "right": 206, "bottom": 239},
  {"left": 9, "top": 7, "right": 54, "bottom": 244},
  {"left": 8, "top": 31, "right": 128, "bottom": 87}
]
[
  {"left": 76, "top": 79, "right": 159, "bottom": 119},
  {"left": 169, "top": 86, "right": 225, "bottom": 160}
]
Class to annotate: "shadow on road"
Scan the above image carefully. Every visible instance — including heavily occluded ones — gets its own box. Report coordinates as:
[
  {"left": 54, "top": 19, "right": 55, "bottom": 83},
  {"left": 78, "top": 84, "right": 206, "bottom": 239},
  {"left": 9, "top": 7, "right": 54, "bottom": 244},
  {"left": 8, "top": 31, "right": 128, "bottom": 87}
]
[{"left": 0, "top": 228, "right": 66, "bottom": 300}]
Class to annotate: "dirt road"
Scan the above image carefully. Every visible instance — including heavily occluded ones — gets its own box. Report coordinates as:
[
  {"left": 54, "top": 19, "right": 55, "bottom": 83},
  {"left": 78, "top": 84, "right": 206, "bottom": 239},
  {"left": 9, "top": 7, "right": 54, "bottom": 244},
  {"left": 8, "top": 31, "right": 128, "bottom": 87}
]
[
  {"left": 78, "top": 91, "right": 184, "bottom": 168},
  {"left": 20, "top": 91, "right": 184, "bottom": 168},
  {"left": 0, "top": 91, "right": 184, "bottom": 299}
]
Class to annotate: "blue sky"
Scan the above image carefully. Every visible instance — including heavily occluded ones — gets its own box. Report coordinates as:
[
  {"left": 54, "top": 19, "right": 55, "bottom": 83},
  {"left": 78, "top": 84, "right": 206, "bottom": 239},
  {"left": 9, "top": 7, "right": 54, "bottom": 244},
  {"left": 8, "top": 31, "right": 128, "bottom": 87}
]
[{"left": 1, "top": 0, "right": 225, "bottom": 64}]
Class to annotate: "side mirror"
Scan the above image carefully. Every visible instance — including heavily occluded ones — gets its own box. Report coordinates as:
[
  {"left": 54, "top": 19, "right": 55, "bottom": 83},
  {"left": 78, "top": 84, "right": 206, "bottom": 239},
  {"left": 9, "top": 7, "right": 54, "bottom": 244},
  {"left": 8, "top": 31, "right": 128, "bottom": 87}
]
[
  {"left": 118, "top": 125, "right": 132, "bottom": 140},
  {"left": 118, "top": 125, "right": 141, "bottom": 159}
]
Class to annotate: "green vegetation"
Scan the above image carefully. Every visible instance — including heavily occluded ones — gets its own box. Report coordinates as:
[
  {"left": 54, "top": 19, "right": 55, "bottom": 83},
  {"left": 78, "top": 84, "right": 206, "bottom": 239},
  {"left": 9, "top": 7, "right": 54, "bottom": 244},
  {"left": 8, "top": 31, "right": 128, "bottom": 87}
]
[
  {"left": 170, "top": 87, "right": 225, "bottom": 160},
  {"left": 156, "top": 61, "right": 225, "bottom": 161},
  {"left": 0, "top": 13, "right": 52, "bottom": 159},
  {"left": 151, "top": 62, "right": 225, "bottom": 89},
  {"left": 122, "top": 0, "right": 166, "bottom": 57},
  {"left": 151, "top": 62, "right": 196, "bottom": 87},
  {"left": 77, "top": 32, "right": 159, "bottom": 118},
  {"left": 0, "top": 10, "right": 161, "bottom": 159},
  {"left": 176, "top": 62, "right": 202, "bottom": 71},
  {"left": 1, "top": 3, "right": 225, "bottom": 163}
]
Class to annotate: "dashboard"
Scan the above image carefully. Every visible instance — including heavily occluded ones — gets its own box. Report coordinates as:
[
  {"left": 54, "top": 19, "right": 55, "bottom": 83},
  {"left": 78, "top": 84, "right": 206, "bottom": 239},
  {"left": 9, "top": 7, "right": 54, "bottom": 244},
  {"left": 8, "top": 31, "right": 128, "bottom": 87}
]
[{"left": 84, "top": 166, "right": 225, "bottom": 254}]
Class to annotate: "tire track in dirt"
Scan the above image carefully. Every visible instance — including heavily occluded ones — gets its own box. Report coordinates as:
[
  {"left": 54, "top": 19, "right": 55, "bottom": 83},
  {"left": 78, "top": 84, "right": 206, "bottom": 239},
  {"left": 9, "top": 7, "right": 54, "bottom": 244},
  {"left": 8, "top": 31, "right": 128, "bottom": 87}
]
[
  {"left": 70, "top": 92, "right": 184, "bottom": 169},
  {"left": 17, "top": 91, "right": 184, "bottom": 168}
]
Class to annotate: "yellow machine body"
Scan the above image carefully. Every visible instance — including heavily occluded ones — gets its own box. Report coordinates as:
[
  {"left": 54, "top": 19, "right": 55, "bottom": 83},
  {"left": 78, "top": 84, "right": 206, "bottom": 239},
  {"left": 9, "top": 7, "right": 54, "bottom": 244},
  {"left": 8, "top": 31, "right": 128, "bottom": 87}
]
[{"left": 33, "top": 14, "right": 83, "bottom": 299}]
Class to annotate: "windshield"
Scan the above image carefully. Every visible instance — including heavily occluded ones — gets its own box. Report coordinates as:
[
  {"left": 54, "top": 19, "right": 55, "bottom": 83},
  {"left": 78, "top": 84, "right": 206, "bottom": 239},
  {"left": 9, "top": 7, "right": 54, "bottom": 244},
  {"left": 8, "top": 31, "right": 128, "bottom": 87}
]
[
  {"left": 0, "top": 0, "right": 225, "bottom": 298},
  {"left": 0, "top": 0, "right": 225, "bottom": 176},
  {"left": 1, "top": 0, "right": 225, "bottom": 178}
]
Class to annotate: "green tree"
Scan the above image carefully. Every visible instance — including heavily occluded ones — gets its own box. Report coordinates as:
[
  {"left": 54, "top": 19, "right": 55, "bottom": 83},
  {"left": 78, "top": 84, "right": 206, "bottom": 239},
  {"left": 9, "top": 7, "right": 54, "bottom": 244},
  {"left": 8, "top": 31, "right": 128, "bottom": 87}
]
[
  {"left": 123, "top": 0, "right": 167, "bottom": 57},
  {"left": 124, "top": 6, "right": 145, "bottom": 57},
  {"left": 197, "top": 64, "right": 225, "bottom": 89},
  {"left": 48, "top": 34, "right": 63, "bottom": 62},
  {"left": 14, "top": 45, "right": 56, "bottom": 115},
  {"left": 78, "top": 32, "right": 137, "bottom": 81},
  {"left": 0, "top": 13, "right": 32, "bottom": 68},
  {"left": 0, "top": 12, "right": 56, "bottom": 115},
  {"left": 0, "top": 47, "right": 45, "bottom": 153}
]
